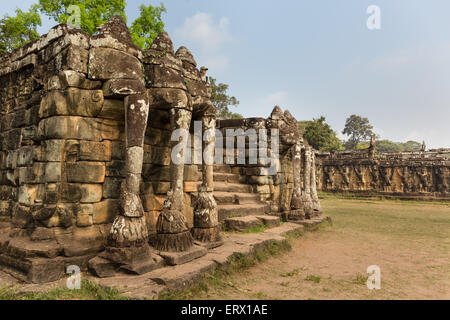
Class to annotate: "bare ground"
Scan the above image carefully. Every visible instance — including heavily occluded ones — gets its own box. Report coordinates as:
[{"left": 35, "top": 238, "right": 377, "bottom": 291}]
[{"left": 187, "top": 197, "right": 450, "bottom": 300}]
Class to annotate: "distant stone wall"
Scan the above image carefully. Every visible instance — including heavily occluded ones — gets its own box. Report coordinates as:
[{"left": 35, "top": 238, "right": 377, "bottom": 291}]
[{"left": 316, "top": 149, "right": 450, "bottom": 199}]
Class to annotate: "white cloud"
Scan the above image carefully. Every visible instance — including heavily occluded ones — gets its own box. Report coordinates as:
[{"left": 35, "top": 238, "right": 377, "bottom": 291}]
[{"left": 175, "top": 13, "right": 231, "bottom": 53}]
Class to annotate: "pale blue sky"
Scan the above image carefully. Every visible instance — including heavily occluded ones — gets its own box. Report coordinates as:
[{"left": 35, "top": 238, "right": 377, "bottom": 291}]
[{"left": 2, "top": 0, "right": 449, "bottom": 148}]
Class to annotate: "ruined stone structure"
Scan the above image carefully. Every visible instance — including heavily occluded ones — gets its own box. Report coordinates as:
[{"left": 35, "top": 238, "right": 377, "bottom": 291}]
[
  {"left": 0, "top": 17, "right": 322, "bottom": 283},
  {"left": 316, "top": 145, "right": 450, "bottom": 200}
]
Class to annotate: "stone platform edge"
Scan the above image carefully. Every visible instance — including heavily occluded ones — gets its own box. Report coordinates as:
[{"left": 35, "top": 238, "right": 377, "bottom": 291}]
[{"left": 0, "top": 216, "right": 331, "bottom": 299}]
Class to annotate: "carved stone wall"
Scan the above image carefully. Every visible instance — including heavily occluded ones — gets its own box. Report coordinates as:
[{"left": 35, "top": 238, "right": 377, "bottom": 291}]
[{"left": 316, "top": 149, "right": 450, "bottom": 199}]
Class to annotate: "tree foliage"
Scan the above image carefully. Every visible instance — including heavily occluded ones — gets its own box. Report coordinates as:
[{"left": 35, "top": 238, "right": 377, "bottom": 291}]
[
  {"left": 0, "top": 5, "right": 42, "bottom": 55},
  {"left": 1, "top": 1, "right": 166, "bottom": 54},
  {"left": 131, "top": 3, "right": 166, "bottom": 50},
  {"left": 38, "top": 0, "right": 127, "bottom": 35},
  {"left": 301, "top": 116, "right": 343, "bottom": 151},
  {"left": 342, "top": 114, "right": 374, "bottom": 150},
  {"left": 376, "top": 140, "right": 422, "bottom": 152},
  {"left": 209, "top": 77, "right": 242, "bottom": 119}
]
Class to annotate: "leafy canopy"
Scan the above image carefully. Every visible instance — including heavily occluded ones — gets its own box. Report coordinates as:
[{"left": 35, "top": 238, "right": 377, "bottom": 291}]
[
  {"left": 1, "top": 1, "right": 166, "bottom": 53},
  {"left": 342, "top": 114, "right": 374, "bottom": 150},
  {"left": 38, "top": 0, "right": 127, "bottom": 35},
  {"left": 209, "top": 77, "right": 243, "bottom": 120},
  {"left": 131, "top": 3, "right": 166, "bottom": 50},
  {"left": 301, "top": 116, "right": 343, "bottom": 151},
  {"left": 0, "top": 4, "right": 42, "bottom": 54},
  {"left": 376, "top": 140, "right": 422, "bottom": 152}
]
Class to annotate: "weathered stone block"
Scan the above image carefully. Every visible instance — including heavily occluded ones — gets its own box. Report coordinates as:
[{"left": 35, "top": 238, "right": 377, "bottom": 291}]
[
  {"left": 17, "top": 147, "right": 35, "bottom": 167},
  {"left": 38, "top": 116, "right": 103, "bottom": 141},
  {"left": 12, "top": 203, "right": 33, "bottom": 228},
  {"left": 103, "top": 177, "right": 121, "bottom": 198},
  {"left": 103, "top": 79, "right": 145, "bottom": 98},
  {"left": 88, "top": 256, "right": 117, "bottom": 278},
  {"left": 18, "top": 185, "right": 38, "bottom": 205},
  {"left": 18, "top": 164, "right": 45, "bottom": 184},
  {"left": 31, "top": 227, "right": 54, "bottom": 241},
  {"left": 142, "top": 195, "right": 165, "bottom": 212},
  {"left": 58, "top": 70, "right": 102, "bottom": 89},
  {"left": 77, "top": 204, "right": 94, "bottom": 227},
  {"left": 184, "top": 181, "right": 201, "bottom": 193},
  {"left": 88, "top": 47, "right": 143, "bottom": 80},
  {"left": 66, "top": 162, "right": 105, "bottom": 183},
  {"left": 39, "top": 88, "right": 104, "bottom": 118},
  {"left": 159, "top": 245, "right": 207, "bottom": 266},
  {"left": 59, "top": 45, "right": 89, "bottom": 74},
  {"left": 0, "top": 200, "right": 11, "bottom": 217},
  {"left": 44, "top": 162, "right": 61, "bottom": 182},
  {"left": 106, "top": 160, "right": 125, "bottom": 177},
  {"left": 224, "top": 216, "right": 263, "bottom": 232},
  {"left": 184, "top": 165, "right": 200, "bottom": 181},
  {"left": 79, "top": 184, "right": 103, "bottom": 203},
  {"left": 148, "top": 146, "right": 171, "bottom": 165},
  {"left": 147, "top": 88, "right": 189, "bottom": 110},
  {"left": 255, "top": 215, "right": 281, "bottom": 228},
  {"left": 27, "top": 258, "right": 65, "bottom": 284},
  {"left": 55, "top": 225, "right": 106, "bottom": 257},
  {"left": 79, "top": 140, "right": 111, "bottom": 161},
  {"left": 98, "top": 99, "right": 124, "bottom": 120},
  {"left": 92, "top": 199, "right": 119, "bottom": 224}
]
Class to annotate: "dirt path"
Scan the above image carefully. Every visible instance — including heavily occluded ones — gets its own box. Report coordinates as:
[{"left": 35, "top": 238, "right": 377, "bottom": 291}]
[{"left": 190, "top": 197, "right": 450, "bottom": 300}]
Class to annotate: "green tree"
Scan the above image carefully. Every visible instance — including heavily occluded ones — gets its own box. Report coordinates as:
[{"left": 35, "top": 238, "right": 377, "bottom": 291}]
[
  {"left": 209, "top": 77, "right": 242, "bottom": 119},
  {"left": 38, "top": 0, "right": 166, "bottom": 49},
  {"left": 402, "top": 140, "right": 422, "bottom": 151},
  {"left": 302, "top": 116, "right": 343, "bottom": 151},
  {"left": 375, "top": 140, "right": 403, "bottom": 152},
  {"left": 375, "top": 139, "right": 422, "bottom": 152},
  {"left": 0, "top": 4, "right": 42, "bottom": 54},
  {"left": 38, "top": 0, "right": 127, "bottom": 35},
  {"left": 342, "top": 114, "right": 374, "bottom": 150},
  {"left": 131, "top": 3, "right": 166, "bottom": 50}
]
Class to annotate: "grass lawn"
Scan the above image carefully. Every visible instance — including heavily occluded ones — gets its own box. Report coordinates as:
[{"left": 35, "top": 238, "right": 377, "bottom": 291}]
[{"left": 162, "top": 194, "right": 449, "bottom": 300}]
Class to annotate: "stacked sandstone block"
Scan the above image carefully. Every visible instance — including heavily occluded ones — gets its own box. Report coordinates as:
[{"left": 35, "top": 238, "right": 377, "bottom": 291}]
[{"left": 216, "top": 106, "right": 319, "bottom": 217}]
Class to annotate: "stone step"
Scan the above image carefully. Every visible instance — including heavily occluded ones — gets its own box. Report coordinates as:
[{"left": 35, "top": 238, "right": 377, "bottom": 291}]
[
  {"left": 223, "top": 215, "right": 281, "bottom": 232},
  {"left": 255, "top": 215, "right": 281, "bottom": 228},
  {"left": 218, "top": 203, "right": 270, "bottom": 221},
  {"left": 213, "top": 173, "right": 243, "bottom": 184},
  {"left": 212, "top": 164, "right": 231, "bottom": 174},
  {"left": 214, "top": 182, "right": 252, "bottom": 193},
  {"left": 213, "top": 191, "right": 260, "bottom": 205},
  {"left": 223, "top": 216, "right": 262, "bottom": 232}
]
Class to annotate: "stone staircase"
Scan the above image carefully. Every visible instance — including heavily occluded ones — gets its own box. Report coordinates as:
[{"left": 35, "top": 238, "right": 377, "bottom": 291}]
[{"left": 207, "top": 164, "right": 271, "bottom": 221}]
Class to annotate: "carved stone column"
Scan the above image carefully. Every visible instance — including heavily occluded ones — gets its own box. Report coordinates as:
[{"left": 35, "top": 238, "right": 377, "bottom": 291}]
[
  {"left": 289, "top": 142, "right": 305, "bottom": 220},
  {"left": 301, "top": 146, "right": 314, "bottom": 219},
  {"left": 310, "top": 150, "right": 322, "bottom": 217},
  {"left": 153, "top": 108, "right": 194, "bottom": 252},
  {"left": 109, "top": 93, "right": 149, "bottom": 247},
  {"left": 192, "top": 113, "right": 221, "bottom": 243}
]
